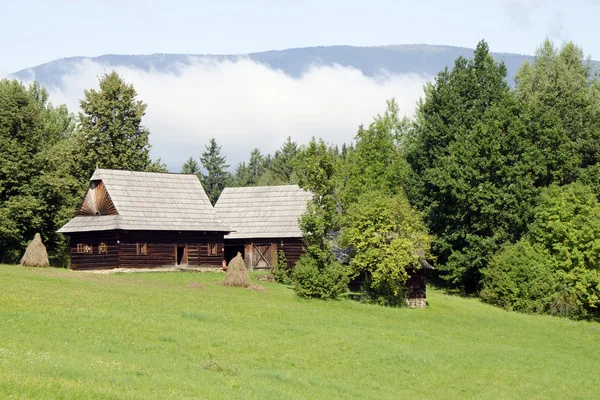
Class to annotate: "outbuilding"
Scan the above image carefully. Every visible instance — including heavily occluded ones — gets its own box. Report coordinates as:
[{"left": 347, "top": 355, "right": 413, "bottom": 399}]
[
  {"left": 214, "top": 185, "right": 311, "bottom": 270},
  {"left": 58, "top": 169, "right": 231, "bottom": 270}
]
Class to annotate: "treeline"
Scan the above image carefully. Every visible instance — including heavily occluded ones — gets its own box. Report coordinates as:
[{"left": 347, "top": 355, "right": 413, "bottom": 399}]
[
  {"left": 180, "top": 137, "right": 301, "bottom": 204},
  {"left": 2, "top": 38, "right": 599, "bottom": 318}
]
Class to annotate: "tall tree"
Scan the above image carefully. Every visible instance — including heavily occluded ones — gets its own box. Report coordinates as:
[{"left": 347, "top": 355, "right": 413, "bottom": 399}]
[
  {"left": 200, "top": 138, "right": 230, "bottom": 204},
  {"left": 74, "top": 71, "right": 153, "bottom": 180},
  {"left": 268, "top": 136, "right": 299, "bottom": 184},
  {"left": 405, "top": 41, "right": 517, "bottom": 291},
  {"left": 0, "top": 79, "right": 79, "bottom": 265},
  {"left": 292, "top": 138, "right": 348, "bottom": 299},
  {"left": 515, "top": 39, "right": 600, "bottom": 190},
  {"left": 232, "top": 148, "right": 267, "bottom": 187},
  {"left": 339, "top": 99, "right": 410, "bottom": 208}
]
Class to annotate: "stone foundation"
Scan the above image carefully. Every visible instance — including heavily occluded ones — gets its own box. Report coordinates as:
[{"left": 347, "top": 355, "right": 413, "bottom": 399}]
[{"left": 406, "top": 298, "right": 427, "bottom": 308}]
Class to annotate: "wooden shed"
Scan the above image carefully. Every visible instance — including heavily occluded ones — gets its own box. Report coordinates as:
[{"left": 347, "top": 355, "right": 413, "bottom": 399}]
[
  {"left": 405, "top": 259, "right": 435, "bottom": 308},
  {"left": 214, "top": 185, "right": 312, "bottom": 270},
  {"left": 58, "top": 169, "right": 231, "bottom": 270}
]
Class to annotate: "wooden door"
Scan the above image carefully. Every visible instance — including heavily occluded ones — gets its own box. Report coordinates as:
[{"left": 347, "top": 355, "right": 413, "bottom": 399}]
[{"left": 249, "top": 243, "right": 276, "bottom": 270}]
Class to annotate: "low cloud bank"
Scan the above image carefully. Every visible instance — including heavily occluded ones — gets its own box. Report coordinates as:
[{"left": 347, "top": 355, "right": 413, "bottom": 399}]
[{"left": 27, "top": 58, "right": 430, "bottom": 170}]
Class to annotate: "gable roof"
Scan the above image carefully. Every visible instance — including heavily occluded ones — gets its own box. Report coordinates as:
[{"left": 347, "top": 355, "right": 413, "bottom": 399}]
[
  {"left": 214, "top": 185, "right": 312, "bottom": 239},
  {"left": 58, "top": 169, "right": 231, "bottom": 233}
]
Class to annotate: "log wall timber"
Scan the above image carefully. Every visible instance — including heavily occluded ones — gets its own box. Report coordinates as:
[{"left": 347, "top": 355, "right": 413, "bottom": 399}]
[
  {"left": 224, "top": 238, "right": 305, "bottom": 271},
  {"left": 67, "top": 230, "right": 226, "bottom": 270},
  {"left": 68, "top": 231, "right": 120, "bottom": 270}
]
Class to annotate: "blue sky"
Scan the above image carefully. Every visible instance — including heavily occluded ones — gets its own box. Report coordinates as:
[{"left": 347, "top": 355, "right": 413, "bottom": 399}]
[{"left": 2, "top": 0, "right": 599, "bottom": 76}]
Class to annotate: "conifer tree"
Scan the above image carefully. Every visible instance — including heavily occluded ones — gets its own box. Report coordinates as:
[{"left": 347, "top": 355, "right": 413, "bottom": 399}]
[
  {"left": 200, "top": 138, "right": 230, "bottom": 204},
  {"left": 181, "top": 156, "right": 201, "bottom": 177},
  {"left": 269, "top": 136, "right": 299, "bottom": 184}
]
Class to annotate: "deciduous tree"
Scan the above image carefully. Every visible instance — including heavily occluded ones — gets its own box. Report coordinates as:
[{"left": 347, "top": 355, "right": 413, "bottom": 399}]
[{"left": 74, "top": 71, "right": 153, "bottom": 180}]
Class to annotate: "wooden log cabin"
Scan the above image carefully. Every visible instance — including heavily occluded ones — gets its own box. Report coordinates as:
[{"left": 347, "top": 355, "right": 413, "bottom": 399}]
[
  {"left": 214, "top": 185, "right": 312, "bottom": 271},
  {"left": 58, "top": 169, "right": 232, "bottom": 270}
]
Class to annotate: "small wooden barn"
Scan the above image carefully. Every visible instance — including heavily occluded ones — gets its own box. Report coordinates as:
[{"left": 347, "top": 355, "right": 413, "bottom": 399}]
[
  {"left": 58, "top": 169, "right": 231, "bottom": 270},
  {"left": 214, "top": 185, "right": 312, "bottom": 270}
]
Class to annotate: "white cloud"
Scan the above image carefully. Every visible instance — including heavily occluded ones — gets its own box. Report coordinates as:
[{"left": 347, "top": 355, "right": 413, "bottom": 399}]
[{"left": 30, "top": 58, "right": 430, "bottom": 171}]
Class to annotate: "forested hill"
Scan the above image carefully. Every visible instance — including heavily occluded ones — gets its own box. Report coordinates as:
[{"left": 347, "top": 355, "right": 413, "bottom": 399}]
[{"left": 11, "top": 44, "right": 547, "bottom": 88}]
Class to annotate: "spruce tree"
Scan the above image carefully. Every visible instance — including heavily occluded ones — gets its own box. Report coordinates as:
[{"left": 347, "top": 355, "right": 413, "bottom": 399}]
[
  {"left": 181, "top": 156, "right": 201, "bottom": 177},
  {"left": 269, "top": 136, "right": 299, "bottom": 184},
  {"left": 232, "top": 148, "right": 267, "bottom": 187},
  {"left": 200, "top": 138, "right": 230, "bottom": 204}
]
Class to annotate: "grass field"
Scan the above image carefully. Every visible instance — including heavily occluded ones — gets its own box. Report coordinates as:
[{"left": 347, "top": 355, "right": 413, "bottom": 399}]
[{"left": 1, "top": 265, "right": 599, "bottom": 399}]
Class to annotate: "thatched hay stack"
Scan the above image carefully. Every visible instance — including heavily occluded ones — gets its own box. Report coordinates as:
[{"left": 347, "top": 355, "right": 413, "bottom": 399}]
[
  {"left": 223, "top": 252, "right": 250, "bottom": 288},
  {"left": 20, "top": 233, "right": 49, "bottom": 267}
]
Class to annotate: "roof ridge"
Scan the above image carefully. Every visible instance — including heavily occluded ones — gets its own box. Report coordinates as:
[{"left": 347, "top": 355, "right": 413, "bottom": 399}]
[
  {"left": 93, "top": 168, "right": 201, "bottom": 178},
  {"left": 222, "top": 184, "right": 302, "bottom": 190}
]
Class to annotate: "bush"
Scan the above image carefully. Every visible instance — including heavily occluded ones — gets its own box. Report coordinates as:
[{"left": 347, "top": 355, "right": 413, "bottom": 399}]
[
  {"left": 482, "top": 183, "right": 600, "bottom": 318},
  {"left": 293, "top": 255, "right": 349, "bottom": 300},
  {"left": 481, "top": 240, "right": 557, "bottom": 313},
  {"left": 551, "top": 267, "right": 600, "bottom": 318},
  {"left": 272, "top": 250, "right": 293, "bottom": 285},
  {"left": 359, "top": 274, "right": 407, "bottom": 307}
]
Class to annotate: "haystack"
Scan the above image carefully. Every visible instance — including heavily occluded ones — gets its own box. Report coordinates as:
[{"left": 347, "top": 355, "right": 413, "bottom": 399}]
[
  {"left": 223, "top": 252, "right": 250, "bottom": 288},
  {"left": 20, "top": 233, "right": 49, "bottom": 267}
]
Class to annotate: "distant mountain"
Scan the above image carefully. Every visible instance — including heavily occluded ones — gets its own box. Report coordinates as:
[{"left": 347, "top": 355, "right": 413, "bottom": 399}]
[
  {"left": 12, "top": 44, "right": 600, "bottom": 90},
  {"left": 11, "top": 44, "right": 549, "bottom": 89}
]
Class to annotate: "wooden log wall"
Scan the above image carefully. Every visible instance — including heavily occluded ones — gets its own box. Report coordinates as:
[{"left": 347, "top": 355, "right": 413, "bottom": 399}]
[
  {"left": 278, "top": 238, "right": 305, "bottom": 268},
  {"left": 68, "top": 231, "right": 120, "bottom": 270},
  {"left": 67, "top": 230, "right": 226, "bottom": 270},
  {"left": 224, "top": 237, "right": 306, "bottom": 270},
  {"left": 119, "top": 231, "right": 225, "bottom": 268}
]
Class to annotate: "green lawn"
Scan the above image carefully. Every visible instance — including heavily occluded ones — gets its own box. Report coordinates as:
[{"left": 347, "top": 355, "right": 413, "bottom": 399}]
[{"left": 0, "top": 265, "right": 599, "bottom": 399}]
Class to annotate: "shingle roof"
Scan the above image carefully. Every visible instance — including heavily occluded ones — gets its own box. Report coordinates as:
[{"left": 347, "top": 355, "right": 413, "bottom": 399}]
[
  {"left": 58, "top": 169, "right": 231, "bottom": 233},
  {"left": 214, "top": 185, "right": 312, "bottom": 239}
]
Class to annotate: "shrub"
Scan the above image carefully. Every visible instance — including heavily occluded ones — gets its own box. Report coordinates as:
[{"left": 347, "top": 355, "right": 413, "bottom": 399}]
[
  {"left": 481, "top": 240, "right": 557, "bottom": 313},
  {"left": 551, "top": 268, "right": 600, "bottom": 318},
  {"left": 293, "top": 255, "right": 349, "bottom": 300},
  {"left": 482, "top": 183, "right": 600, "bottom": 318},
  {"left": 359, "top": 274, "right": 407, "bottom": 307}
]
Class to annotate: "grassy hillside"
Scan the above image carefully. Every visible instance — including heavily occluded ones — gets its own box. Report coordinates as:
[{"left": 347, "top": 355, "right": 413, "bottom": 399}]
[{"left": 0, "top": 265, "right": 598, "bottom": 399}]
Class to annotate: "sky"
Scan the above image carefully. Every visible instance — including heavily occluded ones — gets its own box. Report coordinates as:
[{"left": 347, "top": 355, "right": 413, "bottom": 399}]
[
  {"left": 2, "top": 0, "right": 599, "bottom": 170},
  {"left": 2, "top": 0, "right": 599, "bottom": 75}
]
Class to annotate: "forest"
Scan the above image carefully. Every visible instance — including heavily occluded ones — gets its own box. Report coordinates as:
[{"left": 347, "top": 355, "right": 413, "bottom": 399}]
[{"left": 2, "top": 39, "right": 599, "bottom": 319}]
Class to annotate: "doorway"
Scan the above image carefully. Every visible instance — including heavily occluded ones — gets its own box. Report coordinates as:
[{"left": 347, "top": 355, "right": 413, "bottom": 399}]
[
  {"left": 176, "top": 245, "right": 187, "bottom": 266},
  {"left": 225, "top": 244, "right": 244, "bottom": 265}
]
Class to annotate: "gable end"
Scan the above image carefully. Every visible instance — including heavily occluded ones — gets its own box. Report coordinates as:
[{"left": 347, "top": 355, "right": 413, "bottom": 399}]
[{"left": 77, "top": 180, "right": 118, "bottom": 216}]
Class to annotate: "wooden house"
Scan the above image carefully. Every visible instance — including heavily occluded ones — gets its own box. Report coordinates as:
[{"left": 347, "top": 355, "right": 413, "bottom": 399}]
[
  {"left": 214, "top": 185, "right": 312, "bottom": 270},
  {"left": 58, "top": 169, "right": 231, "bottom": 270}
]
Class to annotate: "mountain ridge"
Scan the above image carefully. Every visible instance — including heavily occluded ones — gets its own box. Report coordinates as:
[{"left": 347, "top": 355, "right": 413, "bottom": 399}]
[{"left": 11, "top": 44, "right": 546, "bottom": 89}]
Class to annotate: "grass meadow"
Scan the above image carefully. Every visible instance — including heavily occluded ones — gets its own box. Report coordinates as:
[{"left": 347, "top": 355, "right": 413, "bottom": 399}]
[{"left": 0, "top": 264, "right": 599, "bottom": 399}]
